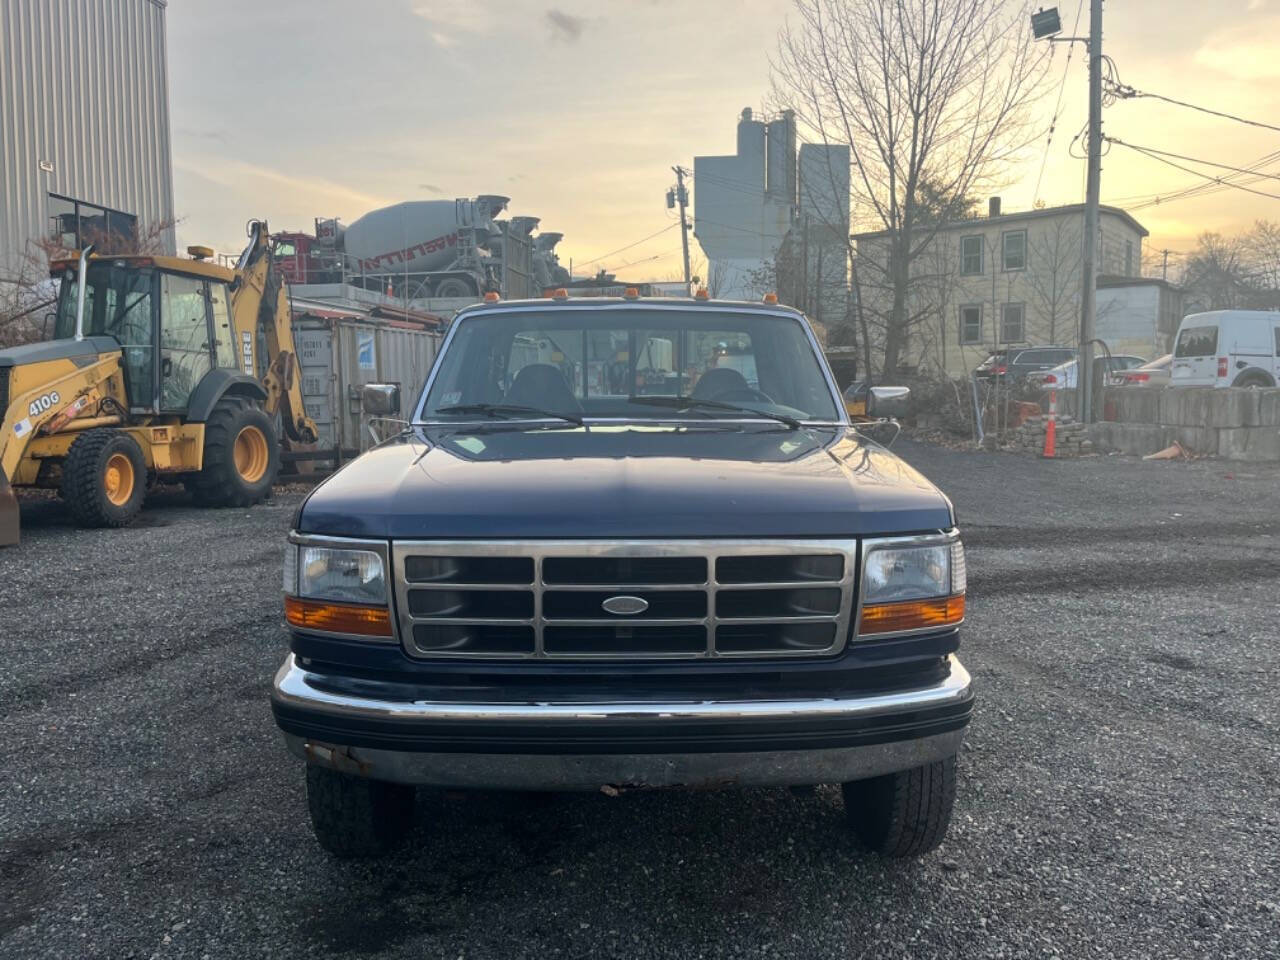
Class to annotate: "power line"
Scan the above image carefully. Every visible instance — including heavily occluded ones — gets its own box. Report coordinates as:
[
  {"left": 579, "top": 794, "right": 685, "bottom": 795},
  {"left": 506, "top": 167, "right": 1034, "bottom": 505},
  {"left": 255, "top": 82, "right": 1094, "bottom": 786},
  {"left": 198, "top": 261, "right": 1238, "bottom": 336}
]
[
  {"left": 1109, "top": 82, "right": 1280, "bottom": 134},
  {"left": 1106, "top": 137, "right": 1280, "bottom": 182},
  {"left": 1110, "top": 139, "right": 1280, "bottom": 203},
  {"left": 1033, "top": 0, "right": 1086, "bottom": 206},
  {"left": 574, "top": 223, "right": 679, "bottom": 269},
  {"left": 1106, "top": 147, "right": 1280, "bottom": 210}
]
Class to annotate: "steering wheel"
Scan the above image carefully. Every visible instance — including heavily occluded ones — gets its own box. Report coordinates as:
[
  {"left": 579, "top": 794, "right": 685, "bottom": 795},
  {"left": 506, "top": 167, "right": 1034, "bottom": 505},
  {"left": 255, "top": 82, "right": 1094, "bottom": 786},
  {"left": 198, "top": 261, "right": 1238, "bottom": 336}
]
[{"left": 710, "top": 387, "right": 776, "bottom": 405}]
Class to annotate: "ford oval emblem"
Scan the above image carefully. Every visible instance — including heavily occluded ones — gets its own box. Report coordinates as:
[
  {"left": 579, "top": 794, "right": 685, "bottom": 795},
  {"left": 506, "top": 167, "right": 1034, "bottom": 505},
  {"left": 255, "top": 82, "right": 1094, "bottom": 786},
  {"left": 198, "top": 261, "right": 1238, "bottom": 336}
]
[{"left": 602, "top": 595, "right": 649, "bottom": 616}]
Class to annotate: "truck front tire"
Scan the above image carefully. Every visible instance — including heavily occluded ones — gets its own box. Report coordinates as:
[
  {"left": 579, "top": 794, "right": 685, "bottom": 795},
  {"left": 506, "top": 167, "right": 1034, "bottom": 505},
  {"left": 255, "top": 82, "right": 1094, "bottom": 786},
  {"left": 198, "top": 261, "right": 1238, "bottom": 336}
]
[
  {"left": 61, "top": 428, "right": 147, "bottom": 528},
  {"left": 189, "top": 396, "right": 279, "bottom": 507},
  {"left": 842, "top": 755, "right": 957, "bottom": 857},
  {"left": 305, "top": 766, "right": 416, "bottom": 858}
]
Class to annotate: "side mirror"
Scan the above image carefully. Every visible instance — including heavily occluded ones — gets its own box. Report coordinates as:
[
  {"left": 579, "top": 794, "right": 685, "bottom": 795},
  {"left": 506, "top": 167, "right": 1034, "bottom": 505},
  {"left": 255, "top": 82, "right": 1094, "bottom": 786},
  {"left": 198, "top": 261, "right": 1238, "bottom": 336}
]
[
  {"left": 361, "top": 383, "right": 401, "bottom": 416},
  {"left": 868, "top": 385, "right": 910, "bottom": 419}
]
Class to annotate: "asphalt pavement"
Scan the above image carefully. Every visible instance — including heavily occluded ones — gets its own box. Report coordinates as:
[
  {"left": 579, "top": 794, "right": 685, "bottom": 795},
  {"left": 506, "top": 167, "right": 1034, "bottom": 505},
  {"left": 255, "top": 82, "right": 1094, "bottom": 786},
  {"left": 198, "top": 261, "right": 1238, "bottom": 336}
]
[{"left": 1, "top": 443, "right": 1277, "bottom": 959}]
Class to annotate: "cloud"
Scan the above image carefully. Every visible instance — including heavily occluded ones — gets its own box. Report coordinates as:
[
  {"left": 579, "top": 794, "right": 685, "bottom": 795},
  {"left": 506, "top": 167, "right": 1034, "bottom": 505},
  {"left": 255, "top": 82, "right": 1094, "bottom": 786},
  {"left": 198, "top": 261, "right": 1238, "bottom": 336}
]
[
  {"left": 545, "top": 9, "right": 586, "bottom": 42},
  {"left": 174, "top": 157, "right": 389, "bottom": 212},
  {"left": 1194, "top": 21, "right": 1280, "bottom": 79},
  {"left": 412, "top": 1, "right": 496, "bottom": 46},
  {"left": 419, "top": 183, "right": 443, "bottom": 193}
]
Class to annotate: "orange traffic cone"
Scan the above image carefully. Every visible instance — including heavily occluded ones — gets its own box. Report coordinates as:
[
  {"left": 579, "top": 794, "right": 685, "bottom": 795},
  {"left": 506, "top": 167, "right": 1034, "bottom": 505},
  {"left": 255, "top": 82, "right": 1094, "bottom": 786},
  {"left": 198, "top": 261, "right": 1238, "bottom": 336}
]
[{"left": 1042, "top": 390, "right": 1057, "bottom": 459}]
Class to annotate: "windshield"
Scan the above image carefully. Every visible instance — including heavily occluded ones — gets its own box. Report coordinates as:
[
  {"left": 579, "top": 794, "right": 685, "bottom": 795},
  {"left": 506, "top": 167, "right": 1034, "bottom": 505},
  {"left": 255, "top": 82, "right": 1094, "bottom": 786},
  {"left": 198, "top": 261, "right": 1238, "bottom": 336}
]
[
  {"left": 53, "top": 263, "right": 154, "bottom": 343},
  {"left": 418, "top": 307, "right": 840, "bottom": 423}
]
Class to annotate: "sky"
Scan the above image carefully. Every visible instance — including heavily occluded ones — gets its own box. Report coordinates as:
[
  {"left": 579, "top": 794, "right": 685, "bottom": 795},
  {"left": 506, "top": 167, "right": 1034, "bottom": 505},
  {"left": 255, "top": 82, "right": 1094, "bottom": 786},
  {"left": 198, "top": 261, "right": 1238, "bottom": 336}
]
[{"left": 168, "top": 0, "right": 1280, "bottom": 281}]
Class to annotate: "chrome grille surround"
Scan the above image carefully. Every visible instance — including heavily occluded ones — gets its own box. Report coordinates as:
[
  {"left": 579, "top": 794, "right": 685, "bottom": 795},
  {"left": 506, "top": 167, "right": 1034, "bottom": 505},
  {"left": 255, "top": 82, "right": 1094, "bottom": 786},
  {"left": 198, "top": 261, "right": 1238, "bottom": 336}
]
[{"left": 391, "top": 539, "right": 859, "bottom": 660}]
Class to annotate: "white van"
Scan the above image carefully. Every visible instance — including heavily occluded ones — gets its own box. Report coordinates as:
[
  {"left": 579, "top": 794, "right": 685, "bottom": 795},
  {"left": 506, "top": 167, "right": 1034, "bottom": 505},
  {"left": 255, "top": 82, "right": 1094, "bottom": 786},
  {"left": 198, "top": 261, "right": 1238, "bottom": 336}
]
[{"left": 1170, "top": 310, "right": 1280, "bottom": 387}]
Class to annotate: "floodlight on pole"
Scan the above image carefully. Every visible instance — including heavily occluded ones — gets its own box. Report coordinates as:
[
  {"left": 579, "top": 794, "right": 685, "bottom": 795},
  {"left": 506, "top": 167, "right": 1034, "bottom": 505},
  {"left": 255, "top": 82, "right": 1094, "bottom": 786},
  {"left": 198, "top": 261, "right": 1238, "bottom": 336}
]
[{"left": 1031, "top": 7, "right": 1062, "bottom": 39}]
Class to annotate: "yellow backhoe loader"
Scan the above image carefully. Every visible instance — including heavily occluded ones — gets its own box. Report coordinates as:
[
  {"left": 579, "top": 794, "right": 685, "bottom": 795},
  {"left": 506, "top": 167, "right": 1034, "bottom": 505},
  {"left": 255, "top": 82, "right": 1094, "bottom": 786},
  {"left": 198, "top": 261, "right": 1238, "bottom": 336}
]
[{"left": 0, "top": 221, "right": 317, "bottom": 545}]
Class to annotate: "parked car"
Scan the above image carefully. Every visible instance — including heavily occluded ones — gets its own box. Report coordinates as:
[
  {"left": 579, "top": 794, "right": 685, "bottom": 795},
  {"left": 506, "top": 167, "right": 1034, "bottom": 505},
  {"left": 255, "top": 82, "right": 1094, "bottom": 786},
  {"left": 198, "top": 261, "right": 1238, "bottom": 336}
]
[
  {"left": 974, "top": 346, "right": 1076, "bottom": 383},
  {"left": 272, "top": 294, "right": 972, "bottom": 860},
  {"left": 1115, "top": 353, "right": 1173, "bottom": 386},
  {"left": 1028, "top": 354, "right": 1147, "bottom": 391},
  {"left": 1170, "top": 310, "right": 1280, "bottom": 387}
]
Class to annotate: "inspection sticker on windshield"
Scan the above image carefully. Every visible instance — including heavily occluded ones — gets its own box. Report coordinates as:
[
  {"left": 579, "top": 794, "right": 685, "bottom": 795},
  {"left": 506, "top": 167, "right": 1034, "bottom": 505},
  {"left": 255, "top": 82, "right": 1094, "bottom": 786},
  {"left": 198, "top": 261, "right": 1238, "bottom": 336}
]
[{"left": 13, "top": 418, "right": 32, "bottom": 438}]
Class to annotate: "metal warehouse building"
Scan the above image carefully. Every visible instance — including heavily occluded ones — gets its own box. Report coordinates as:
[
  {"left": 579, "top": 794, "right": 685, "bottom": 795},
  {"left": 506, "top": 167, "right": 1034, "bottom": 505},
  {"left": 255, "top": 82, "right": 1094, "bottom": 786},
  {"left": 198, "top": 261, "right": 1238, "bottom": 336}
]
[{"left": 0, "top": 0, "right": 175, "bottom": 281}]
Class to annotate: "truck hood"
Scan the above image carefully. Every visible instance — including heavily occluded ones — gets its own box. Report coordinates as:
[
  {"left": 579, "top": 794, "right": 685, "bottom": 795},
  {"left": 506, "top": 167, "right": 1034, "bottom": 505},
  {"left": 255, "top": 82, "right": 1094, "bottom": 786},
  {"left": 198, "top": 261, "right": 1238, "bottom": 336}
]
[{"left": 296, "top": 426, "right": 954, "bottom": 539}]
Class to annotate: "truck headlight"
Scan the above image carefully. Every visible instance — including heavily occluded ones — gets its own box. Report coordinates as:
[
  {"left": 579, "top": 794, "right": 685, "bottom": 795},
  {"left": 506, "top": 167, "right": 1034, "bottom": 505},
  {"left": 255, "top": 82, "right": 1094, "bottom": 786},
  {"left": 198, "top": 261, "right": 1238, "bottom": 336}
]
[
  {"left": 282, "top": 538, "right": 394, "bottom": 638},
  {"left": 859, "top": 539, "right": 965, "bottom": 636}
]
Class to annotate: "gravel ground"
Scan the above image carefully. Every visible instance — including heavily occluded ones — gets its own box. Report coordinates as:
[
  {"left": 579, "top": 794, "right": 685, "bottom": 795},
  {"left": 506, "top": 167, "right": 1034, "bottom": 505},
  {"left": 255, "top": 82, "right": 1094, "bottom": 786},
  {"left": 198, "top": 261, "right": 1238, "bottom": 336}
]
[{"left": 1, "top": 445, "right": 1278, "bottom": 959}]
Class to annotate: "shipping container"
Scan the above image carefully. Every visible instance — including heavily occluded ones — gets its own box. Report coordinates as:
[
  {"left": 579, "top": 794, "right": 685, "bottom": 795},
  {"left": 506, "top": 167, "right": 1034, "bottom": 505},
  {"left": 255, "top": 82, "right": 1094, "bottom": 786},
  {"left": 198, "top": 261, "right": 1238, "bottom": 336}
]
[{"left": 294, "top": 314, "right": 441, "bottom": 459}]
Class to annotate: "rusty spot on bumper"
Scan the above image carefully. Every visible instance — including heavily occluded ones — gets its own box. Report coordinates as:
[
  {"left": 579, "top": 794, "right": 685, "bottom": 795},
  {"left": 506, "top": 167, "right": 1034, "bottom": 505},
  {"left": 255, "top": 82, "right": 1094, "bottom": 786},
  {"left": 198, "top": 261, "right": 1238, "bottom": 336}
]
[{"left": 303, "top": 741, "right": 372, "bottom": 777}]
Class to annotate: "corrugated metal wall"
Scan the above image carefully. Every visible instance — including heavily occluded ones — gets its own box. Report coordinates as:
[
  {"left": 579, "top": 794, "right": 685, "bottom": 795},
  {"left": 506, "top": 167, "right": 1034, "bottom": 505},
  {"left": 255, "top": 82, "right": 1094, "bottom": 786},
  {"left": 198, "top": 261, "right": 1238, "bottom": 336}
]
[{"left": 0, "top": 0, "right": 175, "bottom": 279}]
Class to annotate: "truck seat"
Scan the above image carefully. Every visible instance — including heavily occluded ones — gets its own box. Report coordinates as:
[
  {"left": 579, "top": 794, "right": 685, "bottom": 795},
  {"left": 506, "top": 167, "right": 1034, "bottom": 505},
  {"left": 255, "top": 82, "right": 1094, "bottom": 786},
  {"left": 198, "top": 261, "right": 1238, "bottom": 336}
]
[{"left": 505, "top": 363, "right": 581, "bottom": 413}]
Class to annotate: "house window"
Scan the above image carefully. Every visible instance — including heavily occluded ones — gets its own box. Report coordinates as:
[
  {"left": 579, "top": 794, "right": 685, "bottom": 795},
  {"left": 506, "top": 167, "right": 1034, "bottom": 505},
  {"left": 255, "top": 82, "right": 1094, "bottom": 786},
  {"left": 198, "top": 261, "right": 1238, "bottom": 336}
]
[
  {"left": 46, "top": 192, "right": 137, "bottom": 250},
  {"left": 1125, "top": 240, "right": 1134, "bottom": 276},
  {"left": 1001, "top": 230, "right": 1027, "bottom": 271},
  {"left": 960, "top": 236, "right": 983, "bottom": 275},
  {"left": 1001, "top": 303, "right": 1026, "bottom": 343},
  {"left": 959, "top": 305, "right": 983, "bottom": 345}
]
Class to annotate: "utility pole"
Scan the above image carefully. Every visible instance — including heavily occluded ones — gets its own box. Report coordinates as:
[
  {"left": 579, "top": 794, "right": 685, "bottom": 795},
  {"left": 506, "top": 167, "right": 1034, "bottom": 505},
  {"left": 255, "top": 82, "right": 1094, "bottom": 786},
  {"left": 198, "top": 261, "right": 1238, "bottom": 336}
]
[
  {"left": 800, "top": 214, "right": 811, "bottom": 311},
  {"left": 1079, "top": 0, "right": 1104, "bottom": 424},
  {"left": 672, "top": 166, "right": 692, "bottom": 293},
  {"left": 1161, "top": 249, "right": 1169, "bottom": 281}
]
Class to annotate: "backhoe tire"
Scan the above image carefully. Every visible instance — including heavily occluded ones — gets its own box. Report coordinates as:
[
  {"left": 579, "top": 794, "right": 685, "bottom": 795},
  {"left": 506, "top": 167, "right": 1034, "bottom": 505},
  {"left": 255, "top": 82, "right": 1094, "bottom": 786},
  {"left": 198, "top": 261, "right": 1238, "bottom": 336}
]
[
  {"left": 189, "top": 396, "right": 279, "bottom": 507},
  {"left": 61, "top": 428, "right": 147, "bottom": 529},
  {"left": 306, "top": 765, "right": 416, "bottom": 858},
  {"left": 842, "top": 755, "right": 957, "bottom": 858}
]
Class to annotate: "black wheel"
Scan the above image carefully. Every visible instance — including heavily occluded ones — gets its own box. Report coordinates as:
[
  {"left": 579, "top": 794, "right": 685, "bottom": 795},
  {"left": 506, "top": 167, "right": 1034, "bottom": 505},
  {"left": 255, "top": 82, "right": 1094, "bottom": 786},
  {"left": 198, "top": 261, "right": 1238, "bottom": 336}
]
[
  {"left": 60, "top": 428, "right": 147, "bottom": 528},
  {"left": 305, "top": 765, "right": 416, "bottom": 858},
  {"left": 842, "top": 756, "right": 957, "bottom": 858},
  {"left": 432, "top": 277, "right": 477, "bottom": 298},
  {"left": 189, "top": 396, "right": 279, "bottom": 507},
  {"left": 1233, "top": 371, "right": 1274, "bottom": 389}
]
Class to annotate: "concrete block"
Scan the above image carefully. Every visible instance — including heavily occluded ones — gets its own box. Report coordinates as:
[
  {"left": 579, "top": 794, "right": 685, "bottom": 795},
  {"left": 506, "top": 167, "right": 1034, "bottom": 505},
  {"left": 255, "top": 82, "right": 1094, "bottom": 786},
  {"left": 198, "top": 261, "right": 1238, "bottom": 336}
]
[
  {"left": 1115, "top": 387, "right": 1163, "bottom": 424},
  {"left": 1090, "top": 422, "right": 1170, "bottom": 457},
  {"left": 1168, "top": 426, "right": 1217, "bottom": 456},
  {"left": 1257, "top": 388, "right": 1280, "bottom": 427},
  {"left": 1217, "top": 427, "right": 1280, "bottom": 462},
  {"left": 1159, "top": 388, "right": 1213, "bottom": 427},
  {"left": 1209, "top": 388, "right": 1262, "bottom": 428}
]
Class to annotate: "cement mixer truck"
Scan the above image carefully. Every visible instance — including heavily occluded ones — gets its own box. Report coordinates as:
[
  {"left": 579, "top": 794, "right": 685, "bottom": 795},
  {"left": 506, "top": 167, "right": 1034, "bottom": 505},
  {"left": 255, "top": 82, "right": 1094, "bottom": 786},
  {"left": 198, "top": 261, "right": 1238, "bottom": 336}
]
[{"left": 273, "top": 195, "right": 567, "bottom": 301}]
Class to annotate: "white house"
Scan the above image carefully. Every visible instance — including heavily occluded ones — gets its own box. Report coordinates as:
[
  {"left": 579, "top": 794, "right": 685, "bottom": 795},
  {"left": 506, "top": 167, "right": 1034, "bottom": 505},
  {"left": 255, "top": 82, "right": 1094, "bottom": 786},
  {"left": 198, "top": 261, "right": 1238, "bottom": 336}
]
[{"left": 853, "top": 200, "right": 1149, "bottom": 377}]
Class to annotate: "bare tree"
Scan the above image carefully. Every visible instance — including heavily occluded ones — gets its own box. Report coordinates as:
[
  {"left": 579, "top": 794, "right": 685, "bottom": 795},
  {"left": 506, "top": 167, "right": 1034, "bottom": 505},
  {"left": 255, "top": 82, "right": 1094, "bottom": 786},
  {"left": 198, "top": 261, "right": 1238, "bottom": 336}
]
[
  {"left": 1, "top": 217, "right": 179, "bottom": 348},
  {"left": 1180, "top": 232, "right": 1253, "bottom": 312},
  {"left": 772, "top": 0, "right": 1046, "bottom": 374},
  {"left": 1243, "top": 220, "right": 1280, "bottom": 295},
  {"left": 1024, "top": 217, "right": 1081, "bottom": 345}
]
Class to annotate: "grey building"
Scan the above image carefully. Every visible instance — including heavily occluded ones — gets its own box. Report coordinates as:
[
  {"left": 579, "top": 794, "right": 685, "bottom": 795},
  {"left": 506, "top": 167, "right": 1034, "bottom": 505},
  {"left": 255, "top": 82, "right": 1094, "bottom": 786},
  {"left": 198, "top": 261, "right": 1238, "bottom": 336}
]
[
  {"left": 0, "top": 0, "right": 175, "bottom": 282},
  {"left": 693, "top": 109, "right": 850, "bottom": 318}
]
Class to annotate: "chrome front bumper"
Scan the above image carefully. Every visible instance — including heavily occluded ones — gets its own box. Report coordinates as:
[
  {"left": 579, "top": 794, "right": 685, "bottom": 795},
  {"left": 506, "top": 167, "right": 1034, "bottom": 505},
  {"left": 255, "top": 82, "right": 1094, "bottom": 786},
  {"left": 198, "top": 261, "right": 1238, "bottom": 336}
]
[{"left": 271, "top": 654, "right": 973, "bottom": 790}]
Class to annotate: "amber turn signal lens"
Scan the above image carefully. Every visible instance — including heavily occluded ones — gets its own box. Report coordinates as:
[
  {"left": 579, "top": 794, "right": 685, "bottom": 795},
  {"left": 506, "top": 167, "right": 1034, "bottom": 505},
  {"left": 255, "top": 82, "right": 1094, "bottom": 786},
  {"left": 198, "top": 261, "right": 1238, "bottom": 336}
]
[
  {"left": 284, "top": 596, "right": 393, "bottom": 637},
  {"left": 859, "top": 595, "right": 964, "bottom": 635}
]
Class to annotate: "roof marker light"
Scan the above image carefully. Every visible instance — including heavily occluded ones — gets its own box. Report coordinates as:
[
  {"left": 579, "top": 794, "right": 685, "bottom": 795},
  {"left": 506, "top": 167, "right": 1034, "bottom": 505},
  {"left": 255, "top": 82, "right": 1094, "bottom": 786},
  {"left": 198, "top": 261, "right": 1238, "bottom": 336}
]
[
  {"left": 483, "top": 291, "right": 500, "bottom": 302},
  {"left": 623, "top": 287, "right": 640, "bottom": 299},
  {"left": 552, "top": 287, "right": 569, "bottom": 300},
  {"left": 695, "top": 287, "right": 709, "bottom": 300},
  {"left": 763, "top": 292, "right": 779, "bottom": 304}
]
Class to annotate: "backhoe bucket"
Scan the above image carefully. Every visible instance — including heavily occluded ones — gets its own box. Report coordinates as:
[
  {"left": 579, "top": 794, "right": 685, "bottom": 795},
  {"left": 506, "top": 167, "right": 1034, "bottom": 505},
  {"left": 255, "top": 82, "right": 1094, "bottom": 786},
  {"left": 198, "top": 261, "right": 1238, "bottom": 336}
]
[{"left": 0, "top": 471, "right": 19, "bottom": 547}]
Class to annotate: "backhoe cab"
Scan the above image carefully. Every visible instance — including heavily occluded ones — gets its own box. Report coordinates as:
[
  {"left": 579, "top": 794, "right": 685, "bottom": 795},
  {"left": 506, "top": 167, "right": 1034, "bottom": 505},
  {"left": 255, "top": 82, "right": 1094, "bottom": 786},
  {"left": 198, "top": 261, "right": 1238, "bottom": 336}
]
[{"left": 0, "top": 221, "right": 317, "bottom": 546}]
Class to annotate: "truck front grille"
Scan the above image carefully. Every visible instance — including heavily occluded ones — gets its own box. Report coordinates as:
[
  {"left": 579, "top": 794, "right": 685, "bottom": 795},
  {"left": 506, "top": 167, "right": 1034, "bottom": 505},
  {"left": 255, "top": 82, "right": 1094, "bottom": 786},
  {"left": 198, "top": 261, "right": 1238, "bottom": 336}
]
[{"left": 391, "top": 540, "right": 858, "bottom": 660}]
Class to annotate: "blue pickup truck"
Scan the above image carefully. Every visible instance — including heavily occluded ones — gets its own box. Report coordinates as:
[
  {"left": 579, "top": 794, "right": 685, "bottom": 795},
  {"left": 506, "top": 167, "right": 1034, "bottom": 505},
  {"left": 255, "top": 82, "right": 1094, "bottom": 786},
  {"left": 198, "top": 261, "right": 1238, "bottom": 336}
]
[{"left": 272, "top": 294, "right": 972, "bottom": 858}]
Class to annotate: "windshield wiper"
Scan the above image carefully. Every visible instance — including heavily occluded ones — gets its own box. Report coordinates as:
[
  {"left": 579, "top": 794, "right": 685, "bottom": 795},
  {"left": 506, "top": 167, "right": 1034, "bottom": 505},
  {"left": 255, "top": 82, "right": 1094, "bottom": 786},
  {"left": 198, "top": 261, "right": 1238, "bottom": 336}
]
[
  {"left": 433, "top": 403, "right": 584, "bottom": 426},
  {"left": 626, "top": 395, "right": 802, "bottom": 430}
]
